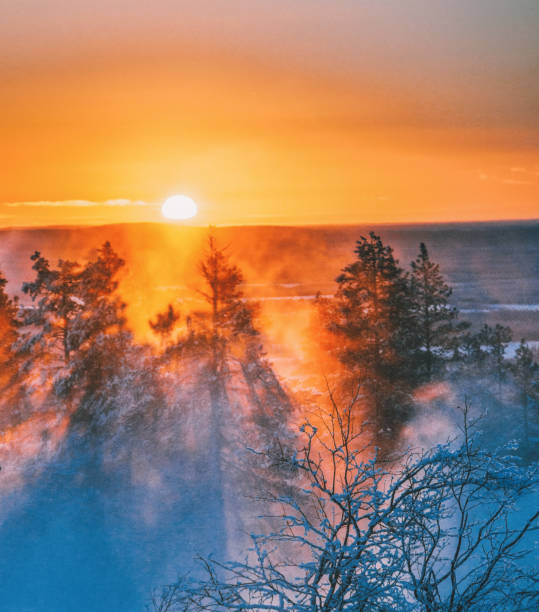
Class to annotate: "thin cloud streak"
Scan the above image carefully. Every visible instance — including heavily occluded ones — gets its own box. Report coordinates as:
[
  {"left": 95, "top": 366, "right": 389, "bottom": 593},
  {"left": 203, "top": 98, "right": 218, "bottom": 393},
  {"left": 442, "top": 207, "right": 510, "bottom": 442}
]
[{"left": 5, "top": 199, "right": 151, "bottom": 208}]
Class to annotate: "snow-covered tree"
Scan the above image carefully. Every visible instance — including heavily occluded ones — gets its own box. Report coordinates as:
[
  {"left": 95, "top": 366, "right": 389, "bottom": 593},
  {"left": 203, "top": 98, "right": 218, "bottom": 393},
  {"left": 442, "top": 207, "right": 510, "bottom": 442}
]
[
  {"left": 19, "top": 242, "right": 130, "bottom": 415},
  {"left": 152, "top": 400, "right": 539, "bottom": 611},
  {"left": 21, "top": 253, "right": 81, "bottom": 365},
  {"left": 21, "top": 243, "right": 125, "bottom": 363}
]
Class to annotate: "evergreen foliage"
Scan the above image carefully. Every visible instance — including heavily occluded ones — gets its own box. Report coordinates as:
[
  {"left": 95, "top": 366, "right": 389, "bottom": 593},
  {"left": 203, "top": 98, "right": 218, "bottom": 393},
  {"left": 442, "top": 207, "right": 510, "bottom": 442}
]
[
  {"left": 321, "top": 232, "right": 415, "bottom": 428},
  {"left": 19, "top": 242, "right": 129, "bottom": 417},
  {"left": 0, "top": 269, "right": 19, "bottom": 406},
  {"left": 149, "top": 236, "right": 295, "bottom": 555},
  {"left": 478, "top": 323, "right": 512, "bottom": 382},
  {"left": 149, "top": 304, "right": 180, "bottom": 344},
  {"left": 409, "top": 242, "right": 468, "bottom": 380},
  {"left": 510, "top": 339, "right": 539, "bottom": 456}
]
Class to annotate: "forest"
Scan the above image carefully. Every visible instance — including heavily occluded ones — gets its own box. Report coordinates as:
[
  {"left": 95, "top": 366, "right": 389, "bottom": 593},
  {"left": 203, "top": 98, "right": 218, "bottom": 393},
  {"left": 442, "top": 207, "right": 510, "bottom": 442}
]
[{"left": 0, "top": 231, "right": 538, "bottom": 611}]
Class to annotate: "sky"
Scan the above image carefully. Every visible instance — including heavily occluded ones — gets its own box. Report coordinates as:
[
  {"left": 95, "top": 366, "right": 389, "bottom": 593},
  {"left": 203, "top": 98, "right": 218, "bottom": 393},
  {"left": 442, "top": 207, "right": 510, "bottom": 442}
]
[{"left": 1, "top": 0, "right": 538, "bottom": 227}]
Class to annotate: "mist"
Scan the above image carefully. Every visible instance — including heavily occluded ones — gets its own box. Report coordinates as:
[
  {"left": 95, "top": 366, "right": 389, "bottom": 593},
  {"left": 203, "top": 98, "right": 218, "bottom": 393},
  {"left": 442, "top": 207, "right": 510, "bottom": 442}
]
[{"left": 0, "top": 220, "right": 537, "bottom": 610}]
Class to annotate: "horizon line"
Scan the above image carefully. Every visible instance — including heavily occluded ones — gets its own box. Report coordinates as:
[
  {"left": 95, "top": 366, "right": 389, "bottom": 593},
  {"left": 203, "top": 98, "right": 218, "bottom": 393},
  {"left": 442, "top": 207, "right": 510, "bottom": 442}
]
[{"left": 1, "top": 217, "right": 538, "bottom": 232}]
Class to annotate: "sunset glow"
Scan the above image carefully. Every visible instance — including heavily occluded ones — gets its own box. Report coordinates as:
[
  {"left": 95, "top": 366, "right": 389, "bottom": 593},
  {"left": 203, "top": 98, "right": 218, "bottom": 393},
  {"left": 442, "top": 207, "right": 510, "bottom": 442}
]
[{"left": 0, "top": 1, "right": 537, "bottom": 227}]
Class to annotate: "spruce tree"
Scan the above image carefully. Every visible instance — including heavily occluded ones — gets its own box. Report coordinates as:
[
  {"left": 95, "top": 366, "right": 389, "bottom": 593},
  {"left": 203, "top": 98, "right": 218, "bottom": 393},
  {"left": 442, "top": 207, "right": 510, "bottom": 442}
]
[
  {"left": 477, "top": 323, "right": 512, "bottom": 385},
  {"left": 409, "top": 242, "right": 467, "bottom": 381},
  {"left": 324, "top": 232, "right": 414, "bottom": 428}
]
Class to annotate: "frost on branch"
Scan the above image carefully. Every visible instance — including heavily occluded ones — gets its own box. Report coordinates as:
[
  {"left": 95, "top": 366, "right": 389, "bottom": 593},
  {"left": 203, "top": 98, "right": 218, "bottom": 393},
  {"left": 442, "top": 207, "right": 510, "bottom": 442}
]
[{"left": 152, "top": 399, "right": 538, "bottom": 611}]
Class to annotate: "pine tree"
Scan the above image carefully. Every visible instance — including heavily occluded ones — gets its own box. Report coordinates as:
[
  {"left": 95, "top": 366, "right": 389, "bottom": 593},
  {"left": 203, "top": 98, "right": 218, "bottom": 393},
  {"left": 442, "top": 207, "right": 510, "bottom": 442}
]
[
  {"left": 197, "top": 236, "right": 257, "bottom": 393},
  {"left": 460, "top": 329, "right": 485, "bottom": 365},
  {"left": 510, "top": 339, "right": 539, "bottom": 454},
  {"left": 152, "top": 236, "right": 295, "bottom": 552},
  {"left": 149, "top": 303, "right": 180, "bottom": 346},
  {"left": 21, "top": 254, "right": 81, "bottom": 365},
  {"left": 409, "top": 242, "right": 468, "bottom": 381},
  {"left": 477, "top": 323, "right": 512, "bottom": 385},
  {"left": 0, "top": 269, "right": 19, "bottom": 395},
  {"left": 194, "top": 237, "right": 295, "bottom": 549},
  {"left": 152, "top": 235, "right": 283, "bottom": 417},
  {"left": 323, "top": 232, "right": 414, "bottom": 428},
  {"left": 20, "top": 242, "right": 128, "bottom": 407}
]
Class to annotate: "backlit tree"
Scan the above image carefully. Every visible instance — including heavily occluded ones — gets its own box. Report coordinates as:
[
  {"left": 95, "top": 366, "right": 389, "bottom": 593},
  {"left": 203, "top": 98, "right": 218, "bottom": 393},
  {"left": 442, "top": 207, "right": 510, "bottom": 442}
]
[
  {"left": 409, "top": 242, "right": 468, "bottom": 381},
  {"left": 321, "top": 232, "right": 414, "bottom": 429},
  {"left": 20, "top": 242, "right": 129, "bottom": 411},
  {"left": 0, "top": 269, "right": 20, "bottom": 419}
]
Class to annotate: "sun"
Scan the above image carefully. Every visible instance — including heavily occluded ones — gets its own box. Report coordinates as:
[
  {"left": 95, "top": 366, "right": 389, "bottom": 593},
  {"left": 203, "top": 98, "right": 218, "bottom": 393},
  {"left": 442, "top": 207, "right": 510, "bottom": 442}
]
[{"left": 161, "top": 195, "right": 198, "bottom": 220}]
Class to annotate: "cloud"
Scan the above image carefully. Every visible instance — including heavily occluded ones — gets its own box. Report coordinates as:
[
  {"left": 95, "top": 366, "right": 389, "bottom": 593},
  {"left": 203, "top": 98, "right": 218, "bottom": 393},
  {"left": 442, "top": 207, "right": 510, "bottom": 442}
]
[{"left": 4, "top": 199, "right": 151, "bottom": 208}]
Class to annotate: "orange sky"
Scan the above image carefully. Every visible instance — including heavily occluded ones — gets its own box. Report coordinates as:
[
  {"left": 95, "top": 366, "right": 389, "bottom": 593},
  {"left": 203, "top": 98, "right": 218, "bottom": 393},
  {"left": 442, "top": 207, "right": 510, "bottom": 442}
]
[{"left": 1, "top": 1, "right": 538, "bottom": 227}]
